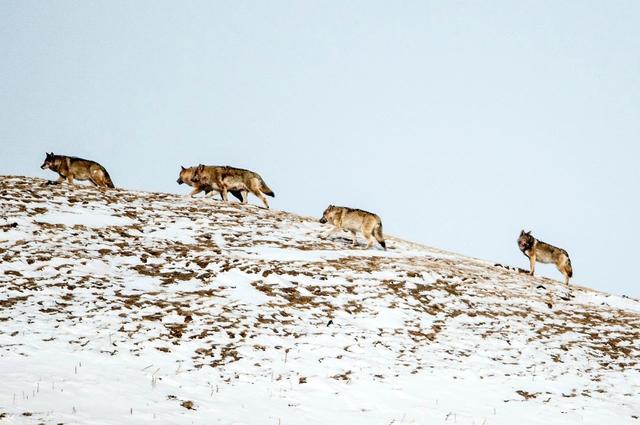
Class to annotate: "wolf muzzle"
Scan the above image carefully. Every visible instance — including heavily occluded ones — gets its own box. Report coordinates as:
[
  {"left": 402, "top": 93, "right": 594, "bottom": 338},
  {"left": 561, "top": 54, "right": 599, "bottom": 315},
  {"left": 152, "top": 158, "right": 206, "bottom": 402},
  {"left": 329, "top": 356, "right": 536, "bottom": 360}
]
[
  {"left": 319, "top": 218, "right": 327, "bottom": 224},
  {"left": 40, "top": 163, "right": 48, "bottom": 170},
  {"left": 176, "top": 178, "right": 183, "bottom": 185}
]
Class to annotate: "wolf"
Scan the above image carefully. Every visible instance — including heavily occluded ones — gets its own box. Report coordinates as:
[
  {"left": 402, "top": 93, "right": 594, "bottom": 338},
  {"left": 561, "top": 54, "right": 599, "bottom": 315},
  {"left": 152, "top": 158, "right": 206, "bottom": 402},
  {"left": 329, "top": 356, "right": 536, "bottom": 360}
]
[
  {"left": 190, "top": 164, "right": 275, "bottom": 208},
  {"left": 176, "top": 166, "right": 243, "bottom": 201},
  {"left": 319, "top": 205, "right": 386, "bottom": 250},
  {"left": 40, "top": 152, "right": 114, "bottom": 188},
  {"left": 518, "top": 230, "right": 573, "bottom": 284}
]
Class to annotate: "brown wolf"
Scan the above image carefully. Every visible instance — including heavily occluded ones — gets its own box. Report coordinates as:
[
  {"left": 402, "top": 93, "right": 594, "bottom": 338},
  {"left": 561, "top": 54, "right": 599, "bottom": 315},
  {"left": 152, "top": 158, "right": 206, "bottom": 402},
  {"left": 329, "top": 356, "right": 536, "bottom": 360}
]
[
  {"left": 40, "top": 152, "right": 114, "bottom": 188},
  {"left": 319, "top": 205, "right": 386, "bottom": 250},
  {"left": 176, "top": 166, "right": 243, "bottom": 201},
  {"left": 518, "top": 230, "right": 573, "bottom": 284},
  {"left": 191, "top": 164, "right": 275, "bottom": 208}
]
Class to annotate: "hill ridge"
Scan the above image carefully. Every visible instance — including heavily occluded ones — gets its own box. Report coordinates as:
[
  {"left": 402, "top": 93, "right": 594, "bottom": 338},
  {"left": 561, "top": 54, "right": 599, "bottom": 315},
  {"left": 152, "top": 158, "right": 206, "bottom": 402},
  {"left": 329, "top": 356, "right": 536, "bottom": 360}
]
[{"left": 1, "top": 175, "right": 638, "bottom": 424}]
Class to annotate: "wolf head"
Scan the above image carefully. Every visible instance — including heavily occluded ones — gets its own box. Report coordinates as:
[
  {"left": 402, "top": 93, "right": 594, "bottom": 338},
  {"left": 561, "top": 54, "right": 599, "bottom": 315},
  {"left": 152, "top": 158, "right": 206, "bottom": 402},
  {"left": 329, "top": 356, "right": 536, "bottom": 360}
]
[
  {"left": 40, "top": 152, "right": 56, "bottom": 170},
  {"left": 176, "top": 165, "right": 191, "bottom": 185},
  {"left": 518, "top": 230, "right": 535, "bottom": 252},
  {"left": 319, "top": 205, "right": 337, "bottom": 224}
]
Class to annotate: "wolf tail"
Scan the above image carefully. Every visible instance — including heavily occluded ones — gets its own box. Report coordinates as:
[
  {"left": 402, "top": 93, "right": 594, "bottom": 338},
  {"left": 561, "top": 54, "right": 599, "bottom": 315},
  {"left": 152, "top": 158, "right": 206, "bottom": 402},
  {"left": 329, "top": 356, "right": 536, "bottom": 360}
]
[
  {"left": 374, "top": 222, "right": 386, "bottom": 250},
  {"left": 260, "top": 178, "right": 275, "bottom": 197},
  {"left": 566, "top": 257, "right": 573, "bottom": 278},
  {"left": 103, "top": 168, "right": 115, "bottom": 189}
]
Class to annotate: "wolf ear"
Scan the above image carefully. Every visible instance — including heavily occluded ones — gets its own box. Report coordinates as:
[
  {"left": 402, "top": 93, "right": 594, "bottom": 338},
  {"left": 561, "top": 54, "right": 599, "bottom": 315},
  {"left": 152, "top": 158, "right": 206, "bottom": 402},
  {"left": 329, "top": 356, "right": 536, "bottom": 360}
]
[
  {"left": 181, "top": 165, "right": 185, "bottom": 171},
  {"left": 520, "top": 229, "right": 525, "bottom": 235}
]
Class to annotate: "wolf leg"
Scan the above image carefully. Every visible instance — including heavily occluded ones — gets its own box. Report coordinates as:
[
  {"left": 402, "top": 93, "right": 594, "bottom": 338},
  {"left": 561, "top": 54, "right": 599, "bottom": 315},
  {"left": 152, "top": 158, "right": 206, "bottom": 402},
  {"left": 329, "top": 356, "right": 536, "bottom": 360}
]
[
  {"left": 89, "top": 167, "right": 105, "bottom": 188},
  {"left": 239, "top": 190, "right": 249, "bottom": 204},
  {"left": 205, "top": 190, "right": 221, "bottom": 199},
  {"left": 365, "top": 234, "right": 376, "bottom": 249},
  {"left": 88, "top": 175, "right": 100, "bottom": 187},
  {"left": 189, "top": 186, "right": 204, "bottom": 197},
  {"left": 323, "top": 226, "right": 340, "bottom": 240},
  {"left": 529, "top": 254, "right": 536, "bottom": 276},
  {"left": 254, "top": 190, "right": 269, "bottom": 208},
  {"left": 558, "top": 259, "right": 571, "bottom": 285},
  {"left": 48, "top": 176, "right": 65, "bottom": 185}
]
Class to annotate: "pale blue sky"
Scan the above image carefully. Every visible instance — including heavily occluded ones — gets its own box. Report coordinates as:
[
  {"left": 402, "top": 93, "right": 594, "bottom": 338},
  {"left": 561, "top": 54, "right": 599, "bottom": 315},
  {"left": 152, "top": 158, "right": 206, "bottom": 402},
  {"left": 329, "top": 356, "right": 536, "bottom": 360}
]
[{"left": 2, "top": 1, "right": 638, "bottom": 295}]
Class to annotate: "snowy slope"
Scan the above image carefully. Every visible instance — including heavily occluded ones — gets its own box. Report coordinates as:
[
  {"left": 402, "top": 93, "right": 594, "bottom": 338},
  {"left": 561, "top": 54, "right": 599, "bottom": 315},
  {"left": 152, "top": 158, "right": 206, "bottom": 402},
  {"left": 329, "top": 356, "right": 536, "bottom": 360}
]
[{"left": 0, "top": 175, "right": 638, "bottom": 425}]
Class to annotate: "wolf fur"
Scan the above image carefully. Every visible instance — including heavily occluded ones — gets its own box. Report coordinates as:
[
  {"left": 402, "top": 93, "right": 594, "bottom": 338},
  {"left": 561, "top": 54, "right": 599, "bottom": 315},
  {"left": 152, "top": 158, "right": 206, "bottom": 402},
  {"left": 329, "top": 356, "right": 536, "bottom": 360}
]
[
  {"left": 40, "top": 152, "right": 114, "bottom": 188},
  {"left": 191, "top": 164, "right": 274, "bottom": 208},
  {"left": 176, "top": 166, "right": 243, "bottom": 201},
  {"left": 518, "top": 230, "right": 573, "bottom": 284},
  {"left": 319, "top": 205, "right": 386, "bottom": 250}
]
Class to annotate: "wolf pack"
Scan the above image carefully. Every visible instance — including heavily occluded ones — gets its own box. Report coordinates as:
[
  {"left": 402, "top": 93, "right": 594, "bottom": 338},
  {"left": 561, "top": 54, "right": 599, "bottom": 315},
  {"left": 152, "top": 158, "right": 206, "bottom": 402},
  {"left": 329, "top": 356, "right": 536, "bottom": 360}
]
[{"left": 39, "top": 152, "right": 574, "bottom": 285}]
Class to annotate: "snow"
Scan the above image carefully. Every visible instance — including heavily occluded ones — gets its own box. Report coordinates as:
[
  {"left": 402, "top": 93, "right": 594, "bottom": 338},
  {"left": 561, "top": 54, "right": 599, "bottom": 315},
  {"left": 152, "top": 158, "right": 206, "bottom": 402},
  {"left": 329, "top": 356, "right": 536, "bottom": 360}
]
[
  {"left": 36, "top": 210, "right": 133, "bottom": 228},
  {"left": 143, "top": 218, "right": 197, "bottom": 244},
  {"left": 0, "top": 176, "right": 639, "bottom": 424},
  {"left": 219, "top": 270, "right": 272, "bottom": 306}
]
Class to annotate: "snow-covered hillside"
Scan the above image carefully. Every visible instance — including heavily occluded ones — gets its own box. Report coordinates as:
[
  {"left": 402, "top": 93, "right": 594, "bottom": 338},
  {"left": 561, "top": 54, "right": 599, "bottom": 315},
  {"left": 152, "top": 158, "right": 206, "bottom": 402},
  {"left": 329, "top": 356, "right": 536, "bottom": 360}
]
[{"left": 1, "top": 175, "right": 638, "bottom": 424}]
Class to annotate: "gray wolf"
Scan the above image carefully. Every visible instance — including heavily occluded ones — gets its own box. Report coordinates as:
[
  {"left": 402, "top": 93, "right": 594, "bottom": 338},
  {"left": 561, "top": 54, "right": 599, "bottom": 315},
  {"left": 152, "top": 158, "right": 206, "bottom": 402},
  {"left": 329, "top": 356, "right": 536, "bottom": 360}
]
[
  {"left": 40, "top": 152, "right": 114, "bottom": 188},
  {"left": 190, "top": 164, "right": 274, "bottom": 208},
  {"left": 518, "top": 230, "right": 573, "bottom": 284},
  {"left": 319, "top": 205, "right": 386, "bottom": 250},
  {"left": 176, "top": 166, "right": 243, "bottom": 201}
]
